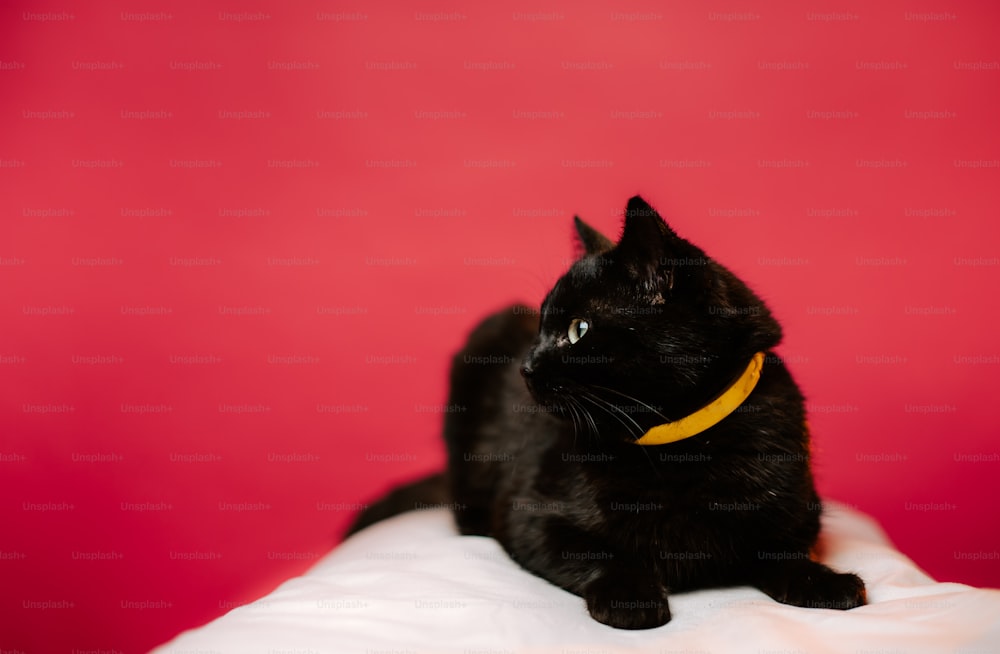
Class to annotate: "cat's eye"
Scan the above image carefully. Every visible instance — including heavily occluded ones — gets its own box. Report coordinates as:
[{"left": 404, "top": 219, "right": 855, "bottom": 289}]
[{"left": 567, "top": 318, "right": 589, "bottom": 344}]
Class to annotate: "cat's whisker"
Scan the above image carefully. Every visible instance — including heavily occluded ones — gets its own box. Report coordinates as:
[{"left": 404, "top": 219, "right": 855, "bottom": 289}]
[
  {"left": 565, "top": 396, "right": 598, "bottom": 442},
  {"left": 583, "top": 391, "right": 645, "bottom": 436},
  {"left": 589, "top": 384, "right": 671, "bottom": 423},
  {"left": 565, "top": 400, "right": 583, "bottom": 444},
  {"left": 569, "top": 400, "right": 585, "bottom": 443},
  {"left": 579, "top": 398, "right": 600, "bottom": 441},
  {"left": 579, "top": 391, "right": 663, "bottom": 477},
  {"left": 578, "top": 391, "right": 643, "bottom": 440}
]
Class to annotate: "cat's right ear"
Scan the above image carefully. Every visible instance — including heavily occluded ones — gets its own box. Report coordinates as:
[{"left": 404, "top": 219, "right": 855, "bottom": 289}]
[{"left": 573, "top": 216, "right": 615, "bottom": 258}]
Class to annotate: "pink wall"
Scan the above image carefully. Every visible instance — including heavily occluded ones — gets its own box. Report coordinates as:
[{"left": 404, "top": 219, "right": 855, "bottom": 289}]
[{"left": 2, "top": 1, "right": 999, "bottom": 652}]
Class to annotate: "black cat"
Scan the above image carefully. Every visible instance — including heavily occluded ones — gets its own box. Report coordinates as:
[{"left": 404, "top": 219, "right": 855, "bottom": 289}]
[{"left": 349, "top": 196, "right": 866, "bottom": 629}]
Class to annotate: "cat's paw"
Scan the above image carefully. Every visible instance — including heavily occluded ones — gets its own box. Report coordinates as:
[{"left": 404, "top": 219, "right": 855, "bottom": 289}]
[
  {"left": 759, "top": 560, "right": 867, "bottom": 610},
  {"left": 794, "top": 570, "right": 867, "bottom": 610},
  {"left": 583, "top": 574, "right": 671, "bottom": 629}
]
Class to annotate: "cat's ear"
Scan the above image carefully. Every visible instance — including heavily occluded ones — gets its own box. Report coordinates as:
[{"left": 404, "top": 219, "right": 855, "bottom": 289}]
[
  {"left": 573, "top": 216, "right": 615, "bottom": 257},
  {"left": 617, "top": 196, "right": 679, "bottom": 273},
  {"left": 618, "top": 196, "right": 714, "bottom": 295}
]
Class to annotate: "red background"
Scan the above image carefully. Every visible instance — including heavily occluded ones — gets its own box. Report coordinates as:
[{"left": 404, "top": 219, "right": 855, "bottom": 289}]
[{"left": 2, "top": 1, "right": 999, "bottom": 652}]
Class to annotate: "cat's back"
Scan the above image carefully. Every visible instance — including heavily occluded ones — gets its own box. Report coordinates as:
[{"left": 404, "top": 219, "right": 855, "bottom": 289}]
[
  {"left": 443, "top": 304, "right": 548, "bottom": 534},
  {"left": 445, "top": 303, "right": 537, "bottom": 411},
  {"left": 454, "top": 304, "right": 537, "bottom": 367},
  {"left": 444, "top": 304, "right": 543, "bottom": 444}
]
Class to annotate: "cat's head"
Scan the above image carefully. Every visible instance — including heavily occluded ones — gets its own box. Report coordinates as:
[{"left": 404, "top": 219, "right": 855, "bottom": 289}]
[{"left": 521, "top": 196, "right": 782, "bottom": 443}]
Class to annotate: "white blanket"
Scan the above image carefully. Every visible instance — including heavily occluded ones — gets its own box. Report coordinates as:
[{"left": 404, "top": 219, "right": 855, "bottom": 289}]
[{"left": 153, "top": 503, "right": 1000, "bottom": 653}]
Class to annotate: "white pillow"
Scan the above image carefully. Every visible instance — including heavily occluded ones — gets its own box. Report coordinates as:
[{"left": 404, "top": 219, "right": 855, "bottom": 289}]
[{"left": 154, "top": 502, "right": 1000, "bottom": 653}]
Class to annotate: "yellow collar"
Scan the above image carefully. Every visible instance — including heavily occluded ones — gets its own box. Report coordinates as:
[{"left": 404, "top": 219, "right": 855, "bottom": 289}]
[{"left": 635, "top": 352, "right": 766, "bottom": 446}]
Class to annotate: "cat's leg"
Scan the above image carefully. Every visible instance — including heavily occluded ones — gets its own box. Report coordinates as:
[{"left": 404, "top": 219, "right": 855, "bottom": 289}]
[
  {"left": 749, "top": 557, "right": 867, "bottom": 610},
  {"left": 508, "top": 518, "right": 672, "bottom": 629},
  {"left": 582, "top": 564, "right": 672, "bottom": 629}
]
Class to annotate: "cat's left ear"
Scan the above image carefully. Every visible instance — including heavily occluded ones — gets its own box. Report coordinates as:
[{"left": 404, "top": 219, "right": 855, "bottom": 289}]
[
  {"left": 616, "top": 196, "right": 681, "bottom": 283},
  {"left": 615, "top": 195, "right": 707, "bottom": 292},
  {"left": 573, "top": 216, "right": 615, "bottom": 257}
]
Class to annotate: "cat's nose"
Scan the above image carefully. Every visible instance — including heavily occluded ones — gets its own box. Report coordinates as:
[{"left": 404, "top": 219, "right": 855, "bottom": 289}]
[{"left": 519, "top": 361, "right": 534, "bottom": 378}]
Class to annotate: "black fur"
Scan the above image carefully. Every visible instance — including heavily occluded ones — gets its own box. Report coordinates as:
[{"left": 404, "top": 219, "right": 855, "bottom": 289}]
[{"left": 349, "top": 196, "right": 866, "bottom": 629}]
